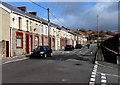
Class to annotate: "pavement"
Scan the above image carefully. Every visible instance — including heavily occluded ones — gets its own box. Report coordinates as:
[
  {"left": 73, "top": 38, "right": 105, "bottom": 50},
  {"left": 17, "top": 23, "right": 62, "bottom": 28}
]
[
  {"left": 94, "top": 46, "right": 119, "bottom": 69},
  {"left": 92, "top": 47, "right": 120, "bottom": 84},
  {"left": 2, "top": 50, "right": 63, "bottom": 64},
  {"left": 2, "top": 55, "right": 28, "bottom": 64}
]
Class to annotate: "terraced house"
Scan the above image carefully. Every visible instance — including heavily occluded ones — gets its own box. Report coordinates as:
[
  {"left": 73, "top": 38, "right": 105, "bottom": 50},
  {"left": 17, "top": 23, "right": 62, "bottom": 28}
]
[{"left": 0, "top": 2, "right": 87, "bottom": 58}]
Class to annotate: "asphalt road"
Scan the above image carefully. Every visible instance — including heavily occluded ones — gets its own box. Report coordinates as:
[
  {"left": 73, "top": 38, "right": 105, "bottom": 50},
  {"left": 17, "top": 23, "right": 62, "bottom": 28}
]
[{"left": 2, "top": 44, "right": 119, "bottom": 84}]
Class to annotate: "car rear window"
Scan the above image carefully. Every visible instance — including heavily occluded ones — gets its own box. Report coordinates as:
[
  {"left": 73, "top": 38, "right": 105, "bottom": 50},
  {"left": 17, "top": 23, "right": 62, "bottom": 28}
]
[{"left": 66, "top": 45, "right": 72, "bottom": 47}]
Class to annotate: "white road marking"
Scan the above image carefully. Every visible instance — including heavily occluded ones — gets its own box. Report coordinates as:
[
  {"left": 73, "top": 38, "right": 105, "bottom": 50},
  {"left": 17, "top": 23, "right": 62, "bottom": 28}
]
[
  {"left": 66, "top": 51, "right": 70, "bottom": 53},
  {"left": 101, "top": 76, "right": 106, "bottom": 79},
  {"left": 101, "top": 73, "right": 106, "bottom": 76},
  {"left": 101, "top": 79, "right": 107, "bottom": 83},
  {"left": 101, "top": 73, "right": 107, "bottom": 84},
  {"left": 93, "top": 69, "right": 97, "bottom": 72},
  {"left": 101, "top": 84, "right": 107, "bottom": 85},
  {"left": 94, "top": 65, "right": 98, "bottom": 68},
  {"left": 91, "top": 75, "right": 96, "bottom": 78},
  {"left": 92, "top": 72, "right": 96, "bottom": 75},
  {"left": 62, "top": 79, "right": 66, "bottom": 82},
  {"left": 90, "top": 78, "right": 95, "bottom": 81},
  {"left": 89, "top": 82, "right": 95, "bottom": 85},
  {"left": 96, "top": 71, "right": 120, "bottom": 77}
]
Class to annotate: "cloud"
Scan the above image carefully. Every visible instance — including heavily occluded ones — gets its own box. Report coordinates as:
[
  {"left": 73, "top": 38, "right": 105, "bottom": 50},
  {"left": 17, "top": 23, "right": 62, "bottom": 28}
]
[{"left": 51, "top": 2, "right": 118, "bottom": 31}]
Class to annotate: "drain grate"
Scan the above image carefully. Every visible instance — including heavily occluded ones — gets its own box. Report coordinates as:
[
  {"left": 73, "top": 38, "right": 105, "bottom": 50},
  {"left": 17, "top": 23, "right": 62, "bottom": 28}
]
[{"left": 75, "top": 63, "right": 82, "bottom": 65}]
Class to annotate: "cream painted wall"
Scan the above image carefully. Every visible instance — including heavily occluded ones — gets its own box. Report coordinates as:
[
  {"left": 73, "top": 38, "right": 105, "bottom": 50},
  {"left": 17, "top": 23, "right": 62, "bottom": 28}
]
[
  {"left": 55, "top": 29, "right": 61, "bottom": 50},
  {"left": 0, "top": 8, "right": 2, "bottom": 41},
  {"left": 50, "top": 26, "right": 56, "bottom": 36},
  {"left": 10, "top": 13, "right": 21, "bottom": 30},
  {"left": 67, "top": 32, "right": 70, "bottom": 39},
  {"left": 0, "top": 7, "right": 10, "bottom": 41},
  {"left": 42, "top": 24, "right": 48, "bottom": 36}
]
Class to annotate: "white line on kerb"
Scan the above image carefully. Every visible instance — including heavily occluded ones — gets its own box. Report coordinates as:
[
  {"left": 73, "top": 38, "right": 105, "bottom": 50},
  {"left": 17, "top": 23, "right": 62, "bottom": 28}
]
[
  {"left": 89, "top": 64, "right": 98, "bottom": 85},
  {"left": 101, "top": 73, "right": 107, "bottom": 84}
]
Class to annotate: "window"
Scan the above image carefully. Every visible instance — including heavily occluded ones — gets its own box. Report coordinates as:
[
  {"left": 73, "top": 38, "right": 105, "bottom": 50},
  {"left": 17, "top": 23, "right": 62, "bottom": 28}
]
[
  {"left": 16, "top": 32, "right": 23, "bottom": 48},
  {"left": 26, "top": 20, "right": 29, "bottom": 31},
  {"left": 12, "top": 17, "right": 15, "bottom": 22},
  {"left": 18, "top": 17, "right": 22, "bottom": 30},
  {"left": 34, "top": 36, "right": 39, "bottom": 48},
  {"left": 30, "top": 21, "right": 32, "bottom": 31},
  {"left": 45, "top": 26, "right": 47, "bottom": 35}
]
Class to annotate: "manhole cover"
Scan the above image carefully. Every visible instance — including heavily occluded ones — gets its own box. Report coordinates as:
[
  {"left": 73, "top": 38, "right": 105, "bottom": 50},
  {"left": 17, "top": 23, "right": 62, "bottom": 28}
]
[{"left": 75, "top": 63, "right": 82, "bottom": 65}]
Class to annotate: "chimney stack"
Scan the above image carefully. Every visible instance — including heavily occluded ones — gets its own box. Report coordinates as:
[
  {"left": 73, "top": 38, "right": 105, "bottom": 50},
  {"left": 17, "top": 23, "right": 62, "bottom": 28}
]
[
  {"left": 29, "top": 12, "right": 37, "bottom": 16},
  {"left": 17, "top": 6, "right": 27, "bottom": 12}
]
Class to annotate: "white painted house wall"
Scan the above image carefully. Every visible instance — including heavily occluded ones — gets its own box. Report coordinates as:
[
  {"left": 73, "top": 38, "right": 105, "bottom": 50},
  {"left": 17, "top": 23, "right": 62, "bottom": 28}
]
[{"left": 42, "top": 24, "right": 48, "bottom": 36}]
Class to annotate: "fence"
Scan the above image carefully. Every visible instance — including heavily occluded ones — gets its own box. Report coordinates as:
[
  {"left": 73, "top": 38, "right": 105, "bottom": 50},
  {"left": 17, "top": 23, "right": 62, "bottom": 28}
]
[{"left": 100, "top": 34, "right": 119, "bottom": 64}]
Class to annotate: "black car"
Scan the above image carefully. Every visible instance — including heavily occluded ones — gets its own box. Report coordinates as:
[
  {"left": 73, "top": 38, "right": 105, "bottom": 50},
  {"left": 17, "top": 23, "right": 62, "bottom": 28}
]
[
  {"left": 30, "top": 46, "right": 53, "bottom": 58},
  {"left": 65, "top": 45, "right": 74, "bottom": 51},
  {"left": 75, "top": 44, "right": 82, "bottom": 49}
]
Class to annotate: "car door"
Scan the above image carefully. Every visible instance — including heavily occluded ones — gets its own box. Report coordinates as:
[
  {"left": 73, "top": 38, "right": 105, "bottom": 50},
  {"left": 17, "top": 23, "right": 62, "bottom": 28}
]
[{"left": 45, "top": 46, "right": 51, "bottom": 55}]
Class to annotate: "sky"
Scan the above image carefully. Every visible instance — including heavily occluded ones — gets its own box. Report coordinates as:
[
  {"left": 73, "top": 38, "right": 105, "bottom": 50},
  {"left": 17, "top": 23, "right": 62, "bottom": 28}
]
[{"left": 7, "top": 1, "right": 118, "bottom": 32}]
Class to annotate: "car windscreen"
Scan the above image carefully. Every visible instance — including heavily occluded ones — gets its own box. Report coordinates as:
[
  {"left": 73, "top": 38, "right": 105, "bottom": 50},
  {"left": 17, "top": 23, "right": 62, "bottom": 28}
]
[
  {"left": 45, "top": 46, "right": 50, "bottom": 50},
  {"left": 37, "top": 46, "right": 46, "bottom": 51}
]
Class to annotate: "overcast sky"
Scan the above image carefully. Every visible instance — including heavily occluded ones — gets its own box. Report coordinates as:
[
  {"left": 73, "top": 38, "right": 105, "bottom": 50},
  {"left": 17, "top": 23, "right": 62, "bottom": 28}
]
[{"left": 8, "top": 1, "right": 118, "bottom": 31}]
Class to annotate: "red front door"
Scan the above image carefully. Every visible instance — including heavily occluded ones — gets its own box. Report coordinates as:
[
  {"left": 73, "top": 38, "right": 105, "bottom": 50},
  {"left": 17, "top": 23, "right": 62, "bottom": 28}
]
[
  {"left": 26, "top": 34, "right": 29, "bottom": 54},
  {"left": 26, "top": 34, "right": 32, "bottom": 54}
]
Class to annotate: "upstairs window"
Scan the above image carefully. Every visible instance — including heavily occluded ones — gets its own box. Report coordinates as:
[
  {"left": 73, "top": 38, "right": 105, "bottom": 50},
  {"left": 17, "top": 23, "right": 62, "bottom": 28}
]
[
  {"left": 18, "top": 17, "right": 22, "bottom": 30},
  {"left": 26, "top": 20, "right": 29, "bottom": 31},
  {"left": 30, "top": 21, "right": 32, "bottom": 31},
  {"left": 45, "top": 26, "right": 47, "bottom": 35}
]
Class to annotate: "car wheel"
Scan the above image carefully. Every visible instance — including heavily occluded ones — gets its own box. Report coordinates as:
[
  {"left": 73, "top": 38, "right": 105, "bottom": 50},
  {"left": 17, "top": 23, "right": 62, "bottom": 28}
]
[
  {"left": 44, "top": 54, "right": 47, "bottom": 58},
  {"left": 50, "top": 53, "right": 53, "bottom": 57}
]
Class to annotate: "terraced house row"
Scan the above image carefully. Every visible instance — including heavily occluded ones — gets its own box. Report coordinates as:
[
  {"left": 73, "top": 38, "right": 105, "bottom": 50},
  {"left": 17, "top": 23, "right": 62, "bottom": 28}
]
[{"left": 0, "top": 2, "right": 87, "bottom": 58}]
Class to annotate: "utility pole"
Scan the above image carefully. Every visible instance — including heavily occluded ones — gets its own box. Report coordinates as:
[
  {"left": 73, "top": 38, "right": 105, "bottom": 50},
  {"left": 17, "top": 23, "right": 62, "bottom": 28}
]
[
  {"left": 47, "top": 8, "right": 50, "bottom": 47},
  {"left": 97, "top": 15, "right": 99, "bottom": 47}
]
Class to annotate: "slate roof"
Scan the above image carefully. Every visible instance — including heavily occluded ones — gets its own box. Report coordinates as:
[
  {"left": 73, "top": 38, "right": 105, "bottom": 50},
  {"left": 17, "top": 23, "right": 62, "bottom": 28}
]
[
  {"left": 1, "top": 2, "right": 67, "bottom": 30},
  {"left": 1, "top": 2, "right": 26, "bottom": 15},
  {"left": 1, "top": 2, "right": 48, "bottom": 24}
]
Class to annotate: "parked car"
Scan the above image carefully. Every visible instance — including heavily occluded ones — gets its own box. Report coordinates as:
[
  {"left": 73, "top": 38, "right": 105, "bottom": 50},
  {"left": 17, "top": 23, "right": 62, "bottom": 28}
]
[
  {"left": 65, "top": 45, "right": 74, "bottom": 51},
  {"left": 30, "top": 46, "right": 53, "bottom": 58},
  {"left": 75, "top": 44, "right": 82, "bottom": 49}
]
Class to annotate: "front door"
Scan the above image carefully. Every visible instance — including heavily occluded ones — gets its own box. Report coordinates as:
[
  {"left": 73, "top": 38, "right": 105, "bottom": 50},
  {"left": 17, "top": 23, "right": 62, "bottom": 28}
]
[
  {"left": 26, "top": 34, "right": 29, "bottom": 54},
  {"left": 6, "top": 41, "right": 9, "bottom": 57},
  {"left": 26, "top": 34, "right": 32, "bottom": 54}
]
